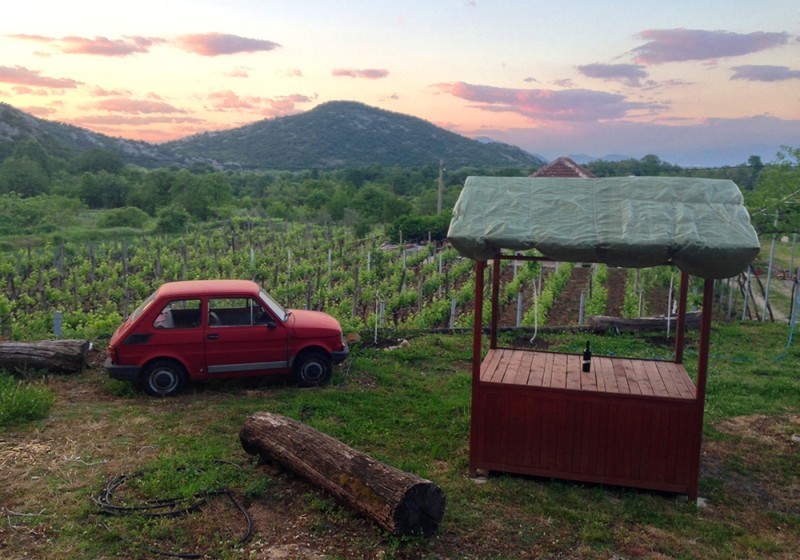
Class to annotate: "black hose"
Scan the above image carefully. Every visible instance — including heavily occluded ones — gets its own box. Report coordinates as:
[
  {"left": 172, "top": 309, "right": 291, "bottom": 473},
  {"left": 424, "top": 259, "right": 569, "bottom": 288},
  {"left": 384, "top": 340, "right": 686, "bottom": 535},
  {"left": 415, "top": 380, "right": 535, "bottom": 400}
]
[{"left": 92, "top": 462, "right": 253, "bottom": 558}]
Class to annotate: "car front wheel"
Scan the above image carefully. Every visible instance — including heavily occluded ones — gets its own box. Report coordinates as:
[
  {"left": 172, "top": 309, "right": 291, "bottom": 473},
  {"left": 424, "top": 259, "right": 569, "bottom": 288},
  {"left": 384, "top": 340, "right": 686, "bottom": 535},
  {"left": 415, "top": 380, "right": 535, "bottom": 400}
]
[
  {"left": 142, "top": 360, "right": 187, "bottom": 397},
  {"left": 293, "top": 350, "right": 332, "bottom": 388}
]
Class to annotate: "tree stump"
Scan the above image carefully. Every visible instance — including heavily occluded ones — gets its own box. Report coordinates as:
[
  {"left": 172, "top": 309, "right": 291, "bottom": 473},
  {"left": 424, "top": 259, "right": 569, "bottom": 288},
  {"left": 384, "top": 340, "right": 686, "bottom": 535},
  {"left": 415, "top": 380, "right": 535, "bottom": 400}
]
[
  {"left": 0, "top": 339, "right": 90, "bottom": 373},
  {"left": 240, "top": 412, "right": 445, "bottom": 536}
]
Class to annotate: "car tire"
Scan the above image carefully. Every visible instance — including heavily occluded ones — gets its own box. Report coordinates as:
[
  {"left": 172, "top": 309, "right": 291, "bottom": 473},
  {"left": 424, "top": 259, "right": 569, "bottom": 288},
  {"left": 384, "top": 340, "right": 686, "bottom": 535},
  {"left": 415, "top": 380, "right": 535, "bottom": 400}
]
[
  {"left": 293, "top": 350, "right": 332, "bottom": 388},
  {"left": 142, "top": 360, "right": 187, "bottom": 397}
]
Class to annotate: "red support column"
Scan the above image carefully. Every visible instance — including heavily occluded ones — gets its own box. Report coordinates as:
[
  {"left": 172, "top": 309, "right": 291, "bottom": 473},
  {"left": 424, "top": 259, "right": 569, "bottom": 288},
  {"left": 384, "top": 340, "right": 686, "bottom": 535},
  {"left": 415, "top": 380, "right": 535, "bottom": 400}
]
[
  {"left": 674, "top": 271, "right": 689, "bottom": 364},
  {"left": 490, "top": 257, "right": 501, "bottom": 349},
  {"left": 688, "top": 277, "right": 715, "bottom": 500},
  {"left": 472, "top": 260, "right": 486, "bottom": 388}
]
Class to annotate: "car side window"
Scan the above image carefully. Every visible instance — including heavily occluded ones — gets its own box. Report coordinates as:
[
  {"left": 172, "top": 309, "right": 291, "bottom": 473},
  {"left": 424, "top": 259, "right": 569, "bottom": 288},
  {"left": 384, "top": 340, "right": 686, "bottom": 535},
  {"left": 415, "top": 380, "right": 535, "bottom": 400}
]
[
  {"left": 153, "top": 299, "right": 201, "bottom": 329},
  {"left": 208, "top": 297, "right": 272, "bottom": 327}
]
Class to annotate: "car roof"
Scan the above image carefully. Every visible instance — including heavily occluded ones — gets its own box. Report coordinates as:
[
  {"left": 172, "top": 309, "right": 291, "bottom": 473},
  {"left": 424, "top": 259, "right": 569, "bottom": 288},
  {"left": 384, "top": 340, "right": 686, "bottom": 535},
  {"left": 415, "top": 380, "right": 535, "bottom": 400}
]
[{"left": 155, "top": 279, "right": 260, "bottom": 298}]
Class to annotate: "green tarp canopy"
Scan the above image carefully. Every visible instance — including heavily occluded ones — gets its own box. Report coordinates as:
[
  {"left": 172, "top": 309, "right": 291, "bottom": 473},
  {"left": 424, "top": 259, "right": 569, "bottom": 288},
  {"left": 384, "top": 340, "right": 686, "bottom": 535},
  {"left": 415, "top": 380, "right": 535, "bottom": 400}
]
[{"left": 446, "top": 176, "right": 760, "bottom": 279}]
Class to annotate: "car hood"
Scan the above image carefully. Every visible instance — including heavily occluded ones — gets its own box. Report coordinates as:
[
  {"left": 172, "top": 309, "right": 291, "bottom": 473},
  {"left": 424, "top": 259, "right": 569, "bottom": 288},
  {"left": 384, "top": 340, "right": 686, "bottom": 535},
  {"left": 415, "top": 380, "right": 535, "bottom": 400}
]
[{"left": 287, "top": 309, "right": 343, "bottom": 338}]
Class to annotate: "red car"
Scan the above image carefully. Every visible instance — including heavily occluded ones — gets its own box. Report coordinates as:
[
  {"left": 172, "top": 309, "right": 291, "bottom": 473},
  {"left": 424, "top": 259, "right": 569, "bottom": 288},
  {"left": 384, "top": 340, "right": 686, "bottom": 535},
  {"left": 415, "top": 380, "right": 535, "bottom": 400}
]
[{"left": 106, "top": 279, "right": 348, "bottom": 396}]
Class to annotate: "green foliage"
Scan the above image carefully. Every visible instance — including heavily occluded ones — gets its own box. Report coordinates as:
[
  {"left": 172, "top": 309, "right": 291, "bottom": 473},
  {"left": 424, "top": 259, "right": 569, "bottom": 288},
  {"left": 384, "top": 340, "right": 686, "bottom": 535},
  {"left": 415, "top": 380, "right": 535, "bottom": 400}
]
[
  {"left": 387, "top": 213, "right": 451, "bottom": 243},
  {"left": 0, "top": 371, "right": 55, "bottom": 427},
  {"left": 96, "top": 206, "right": 150, "bottom": 229}
]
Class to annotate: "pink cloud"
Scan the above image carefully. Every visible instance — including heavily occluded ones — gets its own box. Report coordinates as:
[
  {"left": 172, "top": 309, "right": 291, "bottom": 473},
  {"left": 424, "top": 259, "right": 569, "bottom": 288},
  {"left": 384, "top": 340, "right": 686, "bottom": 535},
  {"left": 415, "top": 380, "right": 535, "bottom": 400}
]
[
  {"left": 432, "top": 81, "right": 666, "bottom": 122},
  {"left": 207, "top": 90, "right": 313, "bottom": 116},
  {"left": 94, "top": 98, "right": 186, "bottom": 114},
  {"left": 176, "top": 33, "right": 280, "bottom": 56},
  {"left": 224, "top": 67, "right": 251, "bottom": 78},
  {"left": 0, "top": 65, "right": 81, "bottom": 88},
  {"left": 731, "top": 64, "right": 800, "bottom": 82},
  {"left": 332, "top": 68, "right": 389, "bottom": 79},
  {"left": 90, "top": 86, "right": 131, "bottom": 97},
  {"left": 577, "top": 63, "right": 649, "bottom": 87},
  {"left": 59, "top": 35, "right": 162, "bottom": 56},
  {"left": 631, "top": 29, "right": 791, "bottom": 64},
  {"left": 71, "top": 115, "right": 205, "bottom": 126},
  {"left": 8, "top": 33, "right": 162, "bottom": 56},
  {"left": 12, "top": 85, "right": 52, "bottom": 96},
  {"left": 21, "top": 105, "right": 57, "bottom": 117}
]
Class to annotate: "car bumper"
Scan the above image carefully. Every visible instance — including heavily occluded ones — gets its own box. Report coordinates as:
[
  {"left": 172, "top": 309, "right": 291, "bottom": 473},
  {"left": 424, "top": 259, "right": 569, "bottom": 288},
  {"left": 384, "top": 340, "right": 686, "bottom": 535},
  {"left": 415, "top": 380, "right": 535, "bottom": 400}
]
[
  {"left": 332, "top": 348, "right": 349, "bottom": 364},
  {"left": 105, "top": 357, "right": 141, "bottom": 381}
]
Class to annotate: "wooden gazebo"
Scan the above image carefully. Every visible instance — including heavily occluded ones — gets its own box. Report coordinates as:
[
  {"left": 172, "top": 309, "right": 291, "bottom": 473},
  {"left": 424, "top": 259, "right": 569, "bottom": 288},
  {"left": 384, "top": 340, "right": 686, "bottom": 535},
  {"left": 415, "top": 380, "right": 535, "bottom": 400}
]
[{"left": 447, "top": 176, "right": 760, "bottom": 499}]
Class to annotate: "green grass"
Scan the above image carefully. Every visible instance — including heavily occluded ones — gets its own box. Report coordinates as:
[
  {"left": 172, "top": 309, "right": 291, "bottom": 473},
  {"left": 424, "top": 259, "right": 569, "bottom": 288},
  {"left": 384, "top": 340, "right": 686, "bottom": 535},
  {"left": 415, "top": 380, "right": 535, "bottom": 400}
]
[
  {"left": 0, "top": 370, "right": 54, "bottom": 427},
  {"left": 1, "top": 323, "right": 798, "bottom": 559}
]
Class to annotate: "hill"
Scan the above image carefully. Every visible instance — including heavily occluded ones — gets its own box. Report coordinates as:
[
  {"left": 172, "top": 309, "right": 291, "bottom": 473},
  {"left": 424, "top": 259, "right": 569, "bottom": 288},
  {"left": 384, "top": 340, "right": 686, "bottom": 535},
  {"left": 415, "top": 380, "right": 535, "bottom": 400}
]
[
  {"left": 0, "top": 101, "right": 544, "bottom": 171},
  {"left": 0, "top": 103, "right": 183, "bottom": 168},
  {"left": 165, "top": 101, "right": 544, "bottom": 170}
]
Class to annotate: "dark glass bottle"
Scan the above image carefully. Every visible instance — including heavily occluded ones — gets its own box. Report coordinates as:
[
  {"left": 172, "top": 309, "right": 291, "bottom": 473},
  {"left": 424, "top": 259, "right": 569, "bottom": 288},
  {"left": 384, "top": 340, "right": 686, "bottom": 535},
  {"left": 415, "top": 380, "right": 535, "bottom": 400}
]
[{"left": 582, "top": 341, "right": 592, "bottom": 372}]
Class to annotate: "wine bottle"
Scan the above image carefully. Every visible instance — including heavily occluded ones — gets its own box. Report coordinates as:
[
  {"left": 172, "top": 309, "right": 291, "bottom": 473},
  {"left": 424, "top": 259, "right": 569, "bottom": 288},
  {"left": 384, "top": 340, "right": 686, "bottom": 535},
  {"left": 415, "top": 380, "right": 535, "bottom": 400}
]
[{"left": 582, "top": 340, "right": 592, "bottom": 372}]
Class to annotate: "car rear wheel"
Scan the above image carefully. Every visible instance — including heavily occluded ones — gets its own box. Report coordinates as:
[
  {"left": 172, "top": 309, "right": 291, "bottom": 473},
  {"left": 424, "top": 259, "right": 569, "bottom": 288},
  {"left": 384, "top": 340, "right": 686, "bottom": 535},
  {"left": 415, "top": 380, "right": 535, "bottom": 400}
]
[
  {"left": 293, "top": 350, "right": 332, "bottom": 388},
  {"left": 142, "top": 360, "right": 187, "bottom": 397}
]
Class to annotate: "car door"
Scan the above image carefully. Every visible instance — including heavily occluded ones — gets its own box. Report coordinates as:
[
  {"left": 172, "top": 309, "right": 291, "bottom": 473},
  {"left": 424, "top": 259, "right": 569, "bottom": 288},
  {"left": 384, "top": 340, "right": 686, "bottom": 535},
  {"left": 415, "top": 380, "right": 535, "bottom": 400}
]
[{"left": 203, "top": 295, "right": 289, "bottom": 377}]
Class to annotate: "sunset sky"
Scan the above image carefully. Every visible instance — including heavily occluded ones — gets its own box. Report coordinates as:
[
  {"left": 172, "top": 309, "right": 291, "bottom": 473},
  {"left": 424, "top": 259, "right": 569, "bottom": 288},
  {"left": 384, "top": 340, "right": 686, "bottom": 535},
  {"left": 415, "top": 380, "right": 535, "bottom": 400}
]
[{"left": 2, "top": 0, "right": 799, "bottom": 166}]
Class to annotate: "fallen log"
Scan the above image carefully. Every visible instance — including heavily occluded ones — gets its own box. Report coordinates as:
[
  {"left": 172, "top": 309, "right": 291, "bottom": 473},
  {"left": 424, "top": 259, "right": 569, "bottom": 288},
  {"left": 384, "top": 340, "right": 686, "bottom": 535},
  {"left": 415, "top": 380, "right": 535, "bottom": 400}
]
[
  {"left": 240, "top": 412, "right": 445, "bottom": 536},
  {"left": 589, "top": 312, "right": 701, "bottom": 333},
  {"left": 0, "top": 339, "right": 90, "bottom": 373}
]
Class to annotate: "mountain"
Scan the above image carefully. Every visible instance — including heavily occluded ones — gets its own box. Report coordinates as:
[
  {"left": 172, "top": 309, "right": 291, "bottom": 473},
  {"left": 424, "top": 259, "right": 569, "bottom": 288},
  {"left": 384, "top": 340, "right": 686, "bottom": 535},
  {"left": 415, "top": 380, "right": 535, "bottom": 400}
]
[
  {"left": 0, "top": 103, "right": 184, "bottom": 168},
  {"left": 0, "top": 101, "right": 545, "bottom": 171},
  {"left": 165, "top": 101, "right": 545, "bottom": 170}
]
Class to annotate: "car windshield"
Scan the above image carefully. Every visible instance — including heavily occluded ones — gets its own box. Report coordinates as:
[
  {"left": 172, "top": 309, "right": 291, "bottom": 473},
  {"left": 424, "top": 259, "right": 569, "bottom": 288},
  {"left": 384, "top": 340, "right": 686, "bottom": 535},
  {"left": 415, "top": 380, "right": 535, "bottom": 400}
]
[
  {"left": 129, "top": 292, "right": 156, "bottom": 321},
  {"left": 259, "top": 289, "right": 289, "bottom": 321}
]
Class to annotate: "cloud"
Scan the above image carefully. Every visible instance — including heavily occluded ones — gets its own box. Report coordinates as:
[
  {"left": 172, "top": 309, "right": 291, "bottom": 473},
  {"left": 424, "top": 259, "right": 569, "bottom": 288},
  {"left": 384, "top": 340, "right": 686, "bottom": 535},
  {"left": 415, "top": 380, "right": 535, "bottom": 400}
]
[
  {"left": 224, "top": 67, "right": 251, "bottom": 78},
  {"left": 284, "top": 69, "right": 304, "bottom": 78},
  {"left": 577, "top": 63, "right": 649, "bottom": 87},
  {"left": 207, "top": 90, "right": 312, "bottom": 116},
  {"left": 72, "top": 114, "right": 205, "bottom": 126},
  {"left": 8, "top": 33, "right": 163, "bottom": 56},
  {"left": 0, "top": 65, "right": 81, "bottom": 88},
  {"left": 93, "top": 98, "right": 186, "bottom": 114},
  {"left": 483, "top": 114, "right": 800, "bottom": 167},
  {"left": 631, "top": 29, "right": 791, "bottom": 64},
  {"left": 730, "top": 64, "right": 800, "bottom": 82},
  {"left": 432, "top": 81, "right": 665, "bottom": 122},
  {"left": 332, "top": 68, "right": 389, "bottom": 79},
  {"left": 176, "top": 33, "right": 280, "bottom": 56}
]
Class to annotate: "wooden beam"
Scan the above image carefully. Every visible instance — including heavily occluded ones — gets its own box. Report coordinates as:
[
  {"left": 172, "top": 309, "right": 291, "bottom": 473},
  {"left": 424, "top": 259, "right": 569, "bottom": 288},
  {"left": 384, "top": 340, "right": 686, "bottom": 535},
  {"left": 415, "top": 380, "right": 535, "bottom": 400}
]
[
  {"left": 674, "top": 271, "right": 690, "bottom": 364},
  {"left": 490, "top": 256, "right": 501, "bottom": 349}
]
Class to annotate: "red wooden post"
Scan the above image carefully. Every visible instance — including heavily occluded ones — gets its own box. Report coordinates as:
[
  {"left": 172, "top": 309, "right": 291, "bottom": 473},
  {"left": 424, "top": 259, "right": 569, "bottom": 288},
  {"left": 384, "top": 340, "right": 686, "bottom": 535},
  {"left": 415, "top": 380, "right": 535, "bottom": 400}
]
[
  {"left": 469, "top": 260, "right": 486, "bottom": 476},
  {"left": 472, "top": 260, "right": 486, "bottom": 387},
  {"left": 674, "top": 271, "right": 689, "bottom": 364},
  {"left": 688, "top": 277, "right": 715, "bottom": 500},
  {"left": 490, "top": 256, "right": 501, "bottom": 349}
]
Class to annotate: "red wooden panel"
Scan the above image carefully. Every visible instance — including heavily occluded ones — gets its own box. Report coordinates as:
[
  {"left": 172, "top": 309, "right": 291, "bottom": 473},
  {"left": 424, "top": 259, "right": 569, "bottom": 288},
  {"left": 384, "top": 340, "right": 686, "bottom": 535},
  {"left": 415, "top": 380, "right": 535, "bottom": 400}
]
[
  {"left": 542, "top": 352, "right": 555, "bottom": 388},
  {"left": 528, "top": 352, "right": 547, "bottom": 387},
  {"left": 480, "top": 349, "right": 503, "bottom": 382},
  {"left": 507, "top": 349, "right": 533, "bottom": 385},
  {"left": 642, "top": 360, "right": 669, "bottom": 396},
  {"left": 612, "top": 359, "right": 631, "bottom": 394},
  {"left": 551, "top": 353, "right": 568, "bottom": 389},
  {"left": 566, "top": 354, "right": 582, "bottom": 390},
  {"left": 596, "top": 356, "right": 615, "bottom": 393},
  {"left": 580, "top": 358, "right": 598, "bottom": 391}
]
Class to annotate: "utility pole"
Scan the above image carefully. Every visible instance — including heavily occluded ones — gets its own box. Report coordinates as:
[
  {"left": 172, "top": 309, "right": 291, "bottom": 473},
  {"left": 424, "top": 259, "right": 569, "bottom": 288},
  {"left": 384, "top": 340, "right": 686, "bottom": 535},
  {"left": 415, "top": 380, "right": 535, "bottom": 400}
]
[{"left": 437, "top": 160, "right": 444, "bottom": 215}]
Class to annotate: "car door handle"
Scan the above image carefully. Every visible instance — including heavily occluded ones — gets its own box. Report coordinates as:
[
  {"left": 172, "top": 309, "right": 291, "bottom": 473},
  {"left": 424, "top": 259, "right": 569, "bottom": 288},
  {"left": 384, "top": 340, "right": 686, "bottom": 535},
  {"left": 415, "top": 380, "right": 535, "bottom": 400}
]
[{"left": 207, "top": 333, "right": 220, "bottom": 340}]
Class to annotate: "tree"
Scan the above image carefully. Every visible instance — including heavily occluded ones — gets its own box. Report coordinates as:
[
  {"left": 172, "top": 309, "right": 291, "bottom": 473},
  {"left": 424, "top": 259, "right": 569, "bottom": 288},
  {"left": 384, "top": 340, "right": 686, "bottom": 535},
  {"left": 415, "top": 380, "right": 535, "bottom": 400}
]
[
  {"left": 745, "top": 146, "right": 800, "bottom": 233},
  {"left": 72, "top": 148, "right": 124, "bottom": 174},
  {"left": 0, "top": 156, "right": 50, "bottom": 197}
]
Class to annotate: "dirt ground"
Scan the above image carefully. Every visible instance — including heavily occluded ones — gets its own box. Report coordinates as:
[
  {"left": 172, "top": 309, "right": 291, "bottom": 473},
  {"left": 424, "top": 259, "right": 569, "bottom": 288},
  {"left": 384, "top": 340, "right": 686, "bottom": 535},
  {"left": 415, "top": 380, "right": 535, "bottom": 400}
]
[{"left": 1, "top": 359, "right": 798, "bottom": 559}]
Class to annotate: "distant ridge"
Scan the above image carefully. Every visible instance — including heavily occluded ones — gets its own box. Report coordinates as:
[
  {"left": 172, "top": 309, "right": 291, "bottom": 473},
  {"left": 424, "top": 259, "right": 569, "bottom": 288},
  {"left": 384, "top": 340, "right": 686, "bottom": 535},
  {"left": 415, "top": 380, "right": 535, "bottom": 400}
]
[
  {"left": 165, "top": 101, "right": 545, "bottom": 170},
  {"left": 0, "top": 101, "right": 545, "bottom": 171}
]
